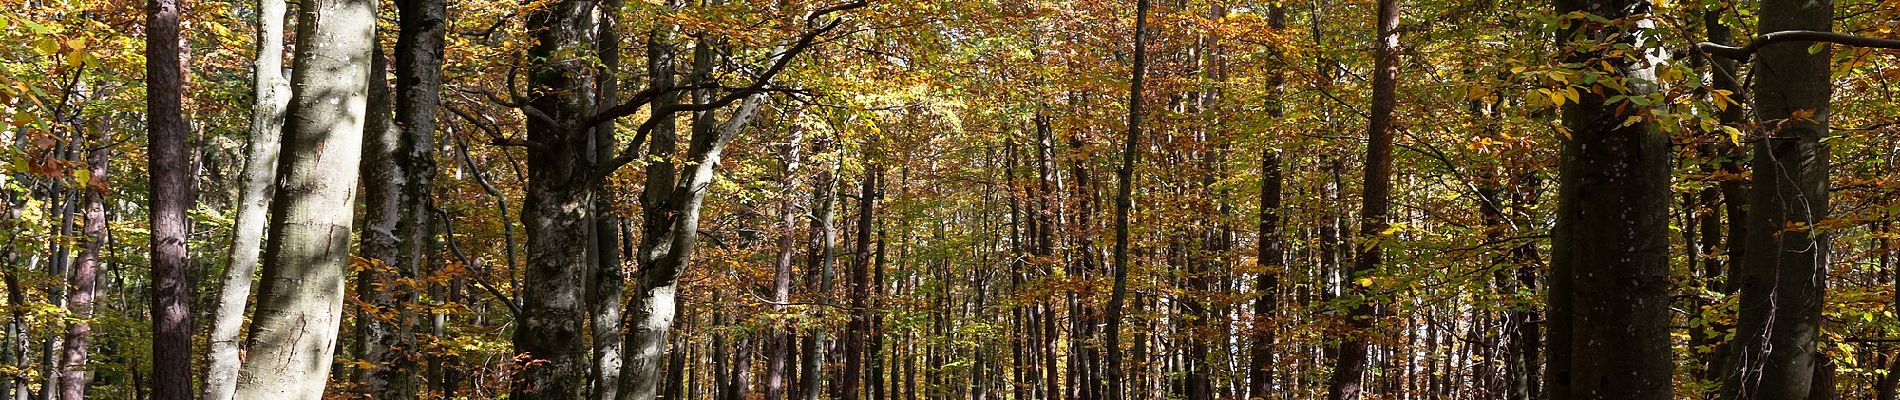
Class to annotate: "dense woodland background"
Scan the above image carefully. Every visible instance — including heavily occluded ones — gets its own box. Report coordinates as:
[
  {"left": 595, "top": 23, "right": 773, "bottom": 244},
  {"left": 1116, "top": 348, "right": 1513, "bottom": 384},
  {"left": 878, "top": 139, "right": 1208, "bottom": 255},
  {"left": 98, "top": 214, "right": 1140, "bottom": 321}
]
[{"left": 3, "top": 0, "right": 1900, "bottom": 398}]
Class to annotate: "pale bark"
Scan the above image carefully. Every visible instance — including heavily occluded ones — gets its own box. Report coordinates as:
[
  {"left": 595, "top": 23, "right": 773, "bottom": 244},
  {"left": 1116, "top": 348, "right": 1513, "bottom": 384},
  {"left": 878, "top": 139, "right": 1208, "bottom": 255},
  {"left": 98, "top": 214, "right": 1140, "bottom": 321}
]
[
  {"left": 588, "top": 2, "right": 626, "bottom": 398},
  {"left": 233, "top": 0, "right": 374, "bottom": 396},
  {"left": 202, "top": 0, "right": 289, "bottom": 395}
]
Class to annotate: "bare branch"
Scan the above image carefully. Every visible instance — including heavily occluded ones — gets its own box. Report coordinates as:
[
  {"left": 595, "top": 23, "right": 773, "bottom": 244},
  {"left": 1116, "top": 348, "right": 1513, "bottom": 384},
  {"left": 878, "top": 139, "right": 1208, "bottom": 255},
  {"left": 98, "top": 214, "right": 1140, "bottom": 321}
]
[{"left": 1697, "top": 30, "right": 1900, "bottom": 61}]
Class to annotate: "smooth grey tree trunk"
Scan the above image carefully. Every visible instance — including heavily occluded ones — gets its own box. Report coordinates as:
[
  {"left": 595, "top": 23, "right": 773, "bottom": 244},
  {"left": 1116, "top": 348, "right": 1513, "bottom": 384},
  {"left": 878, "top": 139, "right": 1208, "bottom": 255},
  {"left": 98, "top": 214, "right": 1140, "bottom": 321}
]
[
  {"left": 202, "top": 0, "right": 289, "bottom": 395},
  {"left": 588, "top": 1, "right": 626, "bottom": 397},
  {"left": 1727, "top": 0, "right": 1833, "bottom": 397},
  {"left": 232, "top": 0, "right": 374, "bottom": 396}
]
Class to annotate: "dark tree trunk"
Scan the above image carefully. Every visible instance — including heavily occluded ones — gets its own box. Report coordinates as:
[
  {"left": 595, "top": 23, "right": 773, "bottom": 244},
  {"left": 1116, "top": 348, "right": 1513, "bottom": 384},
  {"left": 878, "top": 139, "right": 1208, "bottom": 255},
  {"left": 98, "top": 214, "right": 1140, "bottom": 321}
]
[
  {"left": 1248, "top": 6, "right": 1287, "bottom": 400},
  {"left": 1548, "top": 1, "right": 1675, "bottom": 399},
  {"left": 842, "top": 165, "right": 879, "bottom": 400},
  {"left": 1326, "top": 0, "right": 1397, "bottom": 398},
  {"left": 512, "top": 0, "right": 596, "bottom": 396},
  {"left": 1104, "top": 0, "right": 1148, "bottom": 397},
  {"left": 1727, "top": 0, "right": 1833, "bottom": 397},
  {"left": 357, "top": 41, "right": 420, "bottom": 399},
  {"left": 146, "top": 0, "right": 195, "bottom": 395}
]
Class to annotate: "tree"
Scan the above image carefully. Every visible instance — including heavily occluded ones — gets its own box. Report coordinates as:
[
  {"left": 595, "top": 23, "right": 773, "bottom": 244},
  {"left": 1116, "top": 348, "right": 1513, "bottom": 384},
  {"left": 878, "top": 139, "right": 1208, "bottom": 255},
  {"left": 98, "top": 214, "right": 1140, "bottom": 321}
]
[
  {"left": 145, "top": 0, "right": 196, "bottom": 396},
  {"left": 1104, "top": 0, "right": 1149, "bottom": 397},
  {"left": 1547, "top": 1, "right": 1673, "bottom": 399},
  {"left": 1726, "top": 0, "right": 1833, "bottom": 397},
  {"left": 56, "top": 128, "right": 107, "bottom": 400},
  {"left": 202, "top": 0, "right": 289, "bottom": 394},
  {"left": 233, "top": 0, "right": 375, "bottom": 395},
  {"left": 1326, "top": 0, "right": 1397, "bottom": 397}
]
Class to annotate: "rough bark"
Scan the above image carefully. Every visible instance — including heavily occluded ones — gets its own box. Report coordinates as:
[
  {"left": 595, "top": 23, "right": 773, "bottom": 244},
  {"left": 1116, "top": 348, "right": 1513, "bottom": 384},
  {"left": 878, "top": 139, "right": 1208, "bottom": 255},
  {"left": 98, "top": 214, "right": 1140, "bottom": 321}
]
[
  {"left": 1548, "top": 1, "right": 1674, "bottom": 399},
  {"left": 507, "top": 0, "right": 600, "bottom": 395},
  {"left": 146, "top": 0, "right": 196, "bottom": 395},
  {"left": 56, "top": 130, "right": 107, "bottom": 400},
  {"left": 1727, "top": 0, "right": 1833, "bottom": 397},
  {"left": 202, "top": 0, "right": 288, "bottom": 396},
  {"left": 383, "top": 0, "right": 446, "bottom": 393},
  {"left": 357, "top": 40, "right": 416, "bottom": 398},
  {"left": 233, "top": 0, "right": 374, "bottom": 395},
  {"left": 842, "top": 165, "right": 879, "bottom": 400},
  {"left": 1326, "top": 0, "right": 1397, "bottom": 398}
]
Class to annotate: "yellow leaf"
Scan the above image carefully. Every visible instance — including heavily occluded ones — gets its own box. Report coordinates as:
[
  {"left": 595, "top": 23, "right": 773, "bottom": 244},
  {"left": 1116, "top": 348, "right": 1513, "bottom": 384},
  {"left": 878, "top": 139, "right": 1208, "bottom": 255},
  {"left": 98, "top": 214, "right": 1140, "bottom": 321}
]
[{"left": 1356, "top": 277, "right": 1374, "bottom": 287}]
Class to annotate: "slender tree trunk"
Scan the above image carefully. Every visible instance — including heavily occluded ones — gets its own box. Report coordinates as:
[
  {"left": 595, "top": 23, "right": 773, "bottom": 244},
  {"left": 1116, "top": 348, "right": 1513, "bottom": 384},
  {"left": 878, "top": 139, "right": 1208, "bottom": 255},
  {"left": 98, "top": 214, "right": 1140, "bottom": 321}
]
[
  {"left": 766, "top": 125, "right": 805, "bottom": 400},
  {"left": 1326, "top": 1, "right": 1397, "bottom": 398},
  {"left": 800, "top": 136, "right": 840, "bottom": 400},
  {"left": 233, "top": 0, "right": 374, "bottom": 395},
  {"left": 1727, "top": 0, "right": 1833, "bottom": 397},
  {"left": 202, "top": 0, "right": 288, "bottom": 395},
  {"left": 588, "top": 1, "right": 626, "bottom": 398},
  {"left": 619, "top": 32, "right": 770, "bottom": 397},
  {"left": 56, "top": 129, "right": 107, "bottom": 400},
  {"left": 1103, "top": 1, "right": 1148, "bottom": 398},
  {"left": 843, "top": 163, "right": 880, "bottom": 400},
  {"left": 146, "top": 0, "right": 196, "bottom": 395},
  {"left": 1702, "top": 5, "right": 1750, "bottom": 394},
  {"left": 1548, "top": 1, "right": 1674, "bottom": 399},
  {"left": 1248, "top": 6, "right": 1287, "bottom": 399}
]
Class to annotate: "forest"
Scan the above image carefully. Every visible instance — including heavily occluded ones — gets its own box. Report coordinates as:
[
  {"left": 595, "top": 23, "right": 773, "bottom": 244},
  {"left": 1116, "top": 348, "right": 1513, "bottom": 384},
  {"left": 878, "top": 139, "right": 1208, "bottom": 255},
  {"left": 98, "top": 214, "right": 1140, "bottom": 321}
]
[{"left": 3, "top": 0, "right": 1900, "bottom": 398}]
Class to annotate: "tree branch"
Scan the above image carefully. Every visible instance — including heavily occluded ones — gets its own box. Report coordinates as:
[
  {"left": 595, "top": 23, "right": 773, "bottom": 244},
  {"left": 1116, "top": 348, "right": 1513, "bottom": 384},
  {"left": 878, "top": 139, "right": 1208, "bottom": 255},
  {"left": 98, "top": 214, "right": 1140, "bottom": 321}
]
[
  {"left": 1697, "top": 30, "right": 1900, "bottom": 61},
  {"left": 591, "top": 0, "right": 867, "bottom": 181}
]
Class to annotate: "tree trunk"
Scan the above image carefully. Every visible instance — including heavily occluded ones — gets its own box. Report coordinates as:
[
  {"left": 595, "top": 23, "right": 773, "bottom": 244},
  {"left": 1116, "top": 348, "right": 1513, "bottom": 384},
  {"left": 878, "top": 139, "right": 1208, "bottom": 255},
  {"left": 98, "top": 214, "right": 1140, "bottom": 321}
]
[
  {"left": 1702, "top": 5, "right": 1750, "bottom": 394},
  {"left": 1104, "top": 0, "right": 1148, "bottom": 397},
  {"left": 800, "top": 135, "right": 840, "bottom": 400},
  {"left": 56, "top": 129, "right": 107, "bottom": 400},
  {"left": 1326, "top": 0, "right": 1396, "bottom": 398},
  {"left": 1727, "top": 0, "right": 1833, "bottom": 397},
  {"left": 1548, "top": 1, "right": 1674, "bottom": 399},
  {"left": 358, "top": 40, "right": 419, "bottom": 398},
  {"left": 233, "top": 0, "right": 374, "bottom": 395},
  {"left": 619, "top": 32, "right": 771, "bottom": 397},
  {"left": 1248, "top": 6, "right": 1287, "bottom": 400},
  {"left": 843, "top": 164, "right": 879, "bottom": 400},
  {"left": 588, "top": 1, "right": 626, "bottom": 398},
  {"left": 146, "top": 0, "right": 196, "bottom": 395},
  {"left": 766, "top": 125, "right": 805, "bottom": 400},
  {"left": 509, "top": 0, "right": 597, "bottom": 396},
  {"left": 202, "top": 0, "right": 288, "bottom": 395}
]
